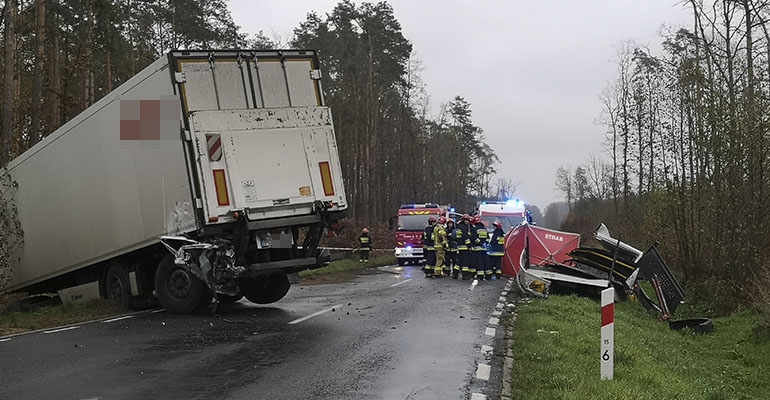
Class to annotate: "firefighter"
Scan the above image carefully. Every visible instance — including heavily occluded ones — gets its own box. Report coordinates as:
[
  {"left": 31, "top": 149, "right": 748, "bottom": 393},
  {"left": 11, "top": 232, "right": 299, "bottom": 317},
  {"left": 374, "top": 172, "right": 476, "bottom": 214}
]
[
  {"left": 422, "top": 216, "right": 437, "bottom": 277},
  {"left": 358, "top": 228, "right": 372, "bottom": 263},
  {"left": 488, "top": 221, "right": 505, "bottom": 280},
  {"left": 445, "top": 218, "right": 458, "bottom": 276},
  {"left": 471, "top": 216, "right": 490, "bottom": 280},
  {"left": 432, "top": 216, "right": 448, "bottom": 277},
  {"left": 455, "top": 214, "right": 473, "bottom": 279}
]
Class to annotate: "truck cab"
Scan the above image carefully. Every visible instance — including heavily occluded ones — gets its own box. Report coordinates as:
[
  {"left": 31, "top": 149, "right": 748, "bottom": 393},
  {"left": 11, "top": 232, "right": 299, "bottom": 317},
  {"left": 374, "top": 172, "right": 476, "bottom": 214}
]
[{"left": 394, "top": 203, "right": 445, "bottom": 266}]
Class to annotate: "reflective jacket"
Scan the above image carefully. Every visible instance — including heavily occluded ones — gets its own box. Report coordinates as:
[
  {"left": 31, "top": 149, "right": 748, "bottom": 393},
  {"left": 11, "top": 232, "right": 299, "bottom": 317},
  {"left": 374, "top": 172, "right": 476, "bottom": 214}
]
[
  {"left": 455, "top": 222, "right": 471, "bottom": 250},
  {"left": 445, "top": 223, "right": 458, "bottom": 251},
  {"left": 358, "top": 234, "right": 372, "bottom": 250},
  {"left": 488, "top": 228, "right": 505, "bottom": 256},
  {"left": 423, "top": 224, "right": 436, "bottom": 250},
  {"left": 433, "top": 224, "right": 448, "bottom": 249},
  {"left": 472, "top": 224, "right": 490, "bottom": 251}
]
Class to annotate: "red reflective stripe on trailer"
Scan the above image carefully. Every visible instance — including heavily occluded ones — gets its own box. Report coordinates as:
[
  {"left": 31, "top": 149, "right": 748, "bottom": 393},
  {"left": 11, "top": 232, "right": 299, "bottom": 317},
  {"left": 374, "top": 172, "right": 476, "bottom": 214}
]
[
  {"left": 319, "top": 161, "right": 335, "bottom": 196},
  {"left": 206, "top": 134, "right": 223, "bottom": 161},
  {"left": 212, "top": 169, "right": 230, "bottom": 206}
]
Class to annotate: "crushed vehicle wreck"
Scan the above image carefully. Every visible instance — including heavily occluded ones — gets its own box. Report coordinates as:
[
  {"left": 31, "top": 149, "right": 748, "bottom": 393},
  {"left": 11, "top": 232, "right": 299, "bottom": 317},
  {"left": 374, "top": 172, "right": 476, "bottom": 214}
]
[{"left": 503, "top": 223, "right": 707, "bottom": 331}]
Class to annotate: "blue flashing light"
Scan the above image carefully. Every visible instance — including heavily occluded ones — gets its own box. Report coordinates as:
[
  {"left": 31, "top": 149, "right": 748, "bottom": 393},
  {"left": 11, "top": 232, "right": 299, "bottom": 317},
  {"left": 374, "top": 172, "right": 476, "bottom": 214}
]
[
  {"left": 406, "top": 245, "right": 412, "bottom": 250},
  {"left": 449, "top": 207, "right": 456, "bottom": 212}
]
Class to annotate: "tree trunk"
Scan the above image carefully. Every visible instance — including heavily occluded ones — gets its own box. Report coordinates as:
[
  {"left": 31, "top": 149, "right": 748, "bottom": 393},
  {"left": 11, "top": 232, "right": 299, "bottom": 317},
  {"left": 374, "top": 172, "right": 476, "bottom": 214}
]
[
  {"left": 106, "top": 52, "right": 112, "bottom": 92},
  {"left": 2, "top": 0, "right": 18, "bottom": 165},
  {"left": 84, "top": 0, "right": 95, "bottom": 107},
  {"left": 48, "top": 3, "right": 61, "bottom": 131},
  {"left": 29, "top": 0, "right": 46, "bottom": 147}
]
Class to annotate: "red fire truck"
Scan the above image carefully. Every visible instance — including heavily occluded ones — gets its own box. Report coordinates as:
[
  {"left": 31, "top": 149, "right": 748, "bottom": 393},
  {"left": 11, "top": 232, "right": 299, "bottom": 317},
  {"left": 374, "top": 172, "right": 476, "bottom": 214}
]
[{"left": 394, "top": 204, "right": 447, "bottom": 266}]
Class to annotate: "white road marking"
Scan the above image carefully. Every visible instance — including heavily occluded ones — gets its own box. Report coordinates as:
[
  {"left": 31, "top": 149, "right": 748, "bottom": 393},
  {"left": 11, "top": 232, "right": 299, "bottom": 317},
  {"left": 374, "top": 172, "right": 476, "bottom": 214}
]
[
  {"left": 498, "top": 296, "right": 506, "bottom": 302},
  {"left": 501, "top": 290, "right": 508, "bottom": 296},
  {"left": 489, "top": 317, "right": 499, "bottom": 326},
  {"left": 481, "top": 345, "right": 493, "bottom": 355},
  {"left": 485, "top": 327, "right": 496, "bottom": 337},
  {"left": 390, "top": 278, "right": 412, "bottom": 287},
  {"left": 496, "top": 302, "right": 504, "bottom": 309},
  {"left": 149, "top": 309, "right": 165, "bottom": 314},
  {"left": 0, "top": 338, "right": 11, "bottom": 343},
  {"left": 471, "top": 394, "right": 487, "bottom": 400},
  {"left": 101, "top": 315, "right": 133, "bottom": 323},
  {"left": 492, "top": 310, "right": 502, "bottom": 317},
  {"left": 476, "top": 363, "right": 491, "bottom": 380},
  {"left": 288, "top": 304, "right": 343, "bottom": 325},
  {"left": 469, "top": 279, "right": 478, "bottom": 291},
  {"left": 43, "top": 326, "right": 79, "bottom": 334}
]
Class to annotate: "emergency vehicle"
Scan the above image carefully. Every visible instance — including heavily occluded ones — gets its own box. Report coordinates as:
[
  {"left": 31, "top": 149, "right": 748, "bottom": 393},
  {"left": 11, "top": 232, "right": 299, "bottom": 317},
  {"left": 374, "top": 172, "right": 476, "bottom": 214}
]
[
  {"left": 394, "top": 203, "right": 448, "bottom": 266},
  {"left": 476, "top": 200, "right": 530, "bottom": 232}
]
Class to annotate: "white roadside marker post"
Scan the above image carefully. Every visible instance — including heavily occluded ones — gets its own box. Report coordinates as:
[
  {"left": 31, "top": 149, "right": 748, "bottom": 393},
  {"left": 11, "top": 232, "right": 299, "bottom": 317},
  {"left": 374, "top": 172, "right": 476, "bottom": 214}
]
[{"left": 601, "top": 287, "right": 614, "bottom": 380}]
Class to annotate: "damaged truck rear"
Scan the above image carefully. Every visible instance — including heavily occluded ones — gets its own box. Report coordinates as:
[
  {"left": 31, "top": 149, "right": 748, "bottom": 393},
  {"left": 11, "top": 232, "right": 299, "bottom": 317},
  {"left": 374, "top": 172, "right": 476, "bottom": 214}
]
[{"left": 4, "top": 50, "right": 347, "bottom": 313}]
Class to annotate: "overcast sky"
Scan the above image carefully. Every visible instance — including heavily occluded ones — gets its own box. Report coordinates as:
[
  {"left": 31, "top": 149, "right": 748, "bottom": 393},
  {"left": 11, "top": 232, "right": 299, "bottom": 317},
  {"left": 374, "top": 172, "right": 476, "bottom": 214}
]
[{"left": 228, "top": 0, "right": 693, "bottom": 209}]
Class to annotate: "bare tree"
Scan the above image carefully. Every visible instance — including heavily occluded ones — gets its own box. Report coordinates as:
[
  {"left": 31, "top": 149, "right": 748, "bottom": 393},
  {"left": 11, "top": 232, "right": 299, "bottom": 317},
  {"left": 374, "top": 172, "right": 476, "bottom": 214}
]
[
  {"left": 493, "top": 177, "right": 520, "bottom": 201},
  {"left": 585, "top": 153, "right": 611, "bottom": 200},
  {"left": 554, "top": 166, "right": 574, "bottom": 210}
]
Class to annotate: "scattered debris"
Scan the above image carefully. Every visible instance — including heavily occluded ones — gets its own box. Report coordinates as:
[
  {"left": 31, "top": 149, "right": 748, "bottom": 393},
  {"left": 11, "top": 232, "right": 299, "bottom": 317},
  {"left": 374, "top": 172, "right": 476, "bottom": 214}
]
[
  {"left": 504, "top": 223, "right": 711, "bottom": 332},
  {"left": 669, "top": 318, "right": 714, "bottom": 335}
]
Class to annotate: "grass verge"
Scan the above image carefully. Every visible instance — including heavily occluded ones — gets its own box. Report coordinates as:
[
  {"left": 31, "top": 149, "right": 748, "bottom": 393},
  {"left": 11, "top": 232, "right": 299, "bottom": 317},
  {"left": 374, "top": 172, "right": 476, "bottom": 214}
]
[
  {"left": 0, "top": 298, "right": 126, "bottom": 336},
  {"left": 509, "top": 294, "right": 770, "bottom": 400},
  {"left": 300, "top": 253, "right": 396, "bottom": 280}
]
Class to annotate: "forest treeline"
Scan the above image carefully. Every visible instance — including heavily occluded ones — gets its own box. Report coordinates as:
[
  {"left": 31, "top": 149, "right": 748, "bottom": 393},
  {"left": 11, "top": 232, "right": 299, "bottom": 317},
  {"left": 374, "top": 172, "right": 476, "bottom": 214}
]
[
  {"left": 552, "top": 0, "right": 770, "bottom": 322},
  {"left": 0, "top": 0, "right": 502, "bottom": 225}
]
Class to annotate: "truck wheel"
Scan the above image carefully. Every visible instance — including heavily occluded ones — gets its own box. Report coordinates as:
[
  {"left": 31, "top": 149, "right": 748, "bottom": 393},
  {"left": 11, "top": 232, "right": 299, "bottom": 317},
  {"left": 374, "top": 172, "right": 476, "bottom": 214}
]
[
  {"left": 155, "top": 256, "right": 206, "bottom": 314},
  {"left": 397, "top": 259, "right": 406, "bottom": 266},
  {"left": 105, "top": 265, "right": 135, "bottom": 309},
  {"left": 240, "top": 275, "right": 291, "bottom": 304}
]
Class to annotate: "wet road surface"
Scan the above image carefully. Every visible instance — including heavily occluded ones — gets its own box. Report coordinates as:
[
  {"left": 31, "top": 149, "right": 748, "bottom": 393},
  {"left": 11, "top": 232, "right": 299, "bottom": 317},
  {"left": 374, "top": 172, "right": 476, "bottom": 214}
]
[{"left": 0, "top": 265, "right": 513, "bottom": 400}]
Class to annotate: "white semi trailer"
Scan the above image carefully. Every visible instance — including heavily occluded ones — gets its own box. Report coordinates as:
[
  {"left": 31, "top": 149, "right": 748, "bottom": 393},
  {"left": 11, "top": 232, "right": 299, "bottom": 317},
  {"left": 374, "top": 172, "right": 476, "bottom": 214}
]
[{"left": 3, "top": 50, "right": 347, "bottom": 313}]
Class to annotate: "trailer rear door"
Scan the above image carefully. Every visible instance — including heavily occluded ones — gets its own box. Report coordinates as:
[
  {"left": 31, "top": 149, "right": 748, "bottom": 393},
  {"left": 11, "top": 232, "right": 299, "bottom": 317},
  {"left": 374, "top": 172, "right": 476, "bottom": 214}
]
[{"left": 170, "top": 51, "right": 346, "bottom": 224}]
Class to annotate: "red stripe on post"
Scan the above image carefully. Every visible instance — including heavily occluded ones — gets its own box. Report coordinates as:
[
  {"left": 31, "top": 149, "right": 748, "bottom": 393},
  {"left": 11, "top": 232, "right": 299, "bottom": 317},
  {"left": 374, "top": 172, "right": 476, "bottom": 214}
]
[{"left": 601, "top": 303, "right": 614, "bottom": 327}]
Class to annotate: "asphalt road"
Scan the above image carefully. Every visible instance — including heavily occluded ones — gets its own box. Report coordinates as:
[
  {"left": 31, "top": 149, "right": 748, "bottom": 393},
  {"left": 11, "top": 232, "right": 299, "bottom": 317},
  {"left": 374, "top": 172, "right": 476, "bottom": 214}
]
[{"left": 0, "top": 265, "right": 515, "bottom": 400}]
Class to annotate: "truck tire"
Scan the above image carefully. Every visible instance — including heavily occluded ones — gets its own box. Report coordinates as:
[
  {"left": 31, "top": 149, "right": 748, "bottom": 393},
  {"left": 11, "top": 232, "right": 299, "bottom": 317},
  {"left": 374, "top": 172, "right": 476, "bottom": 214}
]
[
  {"left": 155, "top": 256, "right": 206, "bottom": 314},
  {"left": 397, "top": 259, "right": 406, "bottom": 266},
  {"left": 105, "top": 265, "right": 135, "bottom": 309},
  {"left": 240, "top": 275, "right": 291, "bottom": 304},
  {"left": 669, "top": 318, "right": 714, "bottom": 335}
]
